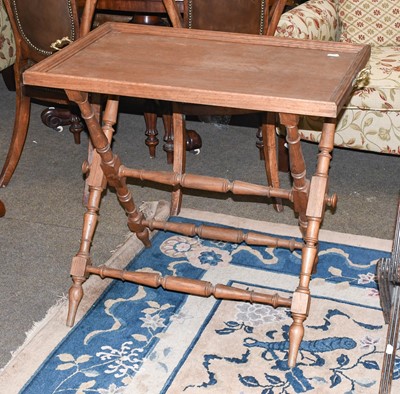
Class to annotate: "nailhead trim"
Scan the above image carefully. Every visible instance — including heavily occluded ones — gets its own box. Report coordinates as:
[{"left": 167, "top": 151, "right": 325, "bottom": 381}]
[{"left": 12, "top": 0, "right": 76, "bottom": 56}]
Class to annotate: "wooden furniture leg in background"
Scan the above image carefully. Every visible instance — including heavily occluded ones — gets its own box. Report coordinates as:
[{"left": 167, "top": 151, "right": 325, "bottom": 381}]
[
  {"left": 0, "top": 200, "right": 5, "bottom": 217},
  {"left": 170, "top": 108, "right": 186, "bottom": 215},
  {"left": 378, "top": 200, "right": 400, "bottom": 394},
  {"left": 261, "top": 112, "right": 283, "bottom": 212},
  {"left": 144, "top": 109, "right": 159, "bottom": 159},
  {"left": 280, "top": 113, "right": 309, "bottom": 235},
  {"left": 278, "top": 133, "right": 290, "bottom": 173},
  {"left": 40, "top": 107, "right": 85, "bottom": 144}
]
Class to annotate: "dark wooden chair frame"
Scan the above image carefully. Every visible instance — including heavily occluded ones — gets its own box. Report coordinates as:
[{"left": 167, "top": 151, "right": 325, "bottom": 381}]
[{"left": 0, "top": 0, "right": 92, "bottom": 188}]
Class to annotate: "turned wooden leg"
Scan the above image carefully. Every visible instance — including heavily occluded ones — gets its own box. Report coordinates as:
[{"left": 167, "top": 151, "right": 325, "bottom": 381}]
[
  {"left": 67, "top": 277, "right": 85, "bottom": 325},
  {"left": 279, "top": 113, "right": 309, "bottom": 235},
  {"left": 261, "top": 112, "right": 283, "bottom": 212},
  {"left": 0, "top": 200, "right": 5, "bottom": 217},
  {"left": 288, "top": 222, "right": 319, "bottom": 367},
  {"left": 67, "top": 181, "right": 104, "bottom": 326},
  {"left": 0, "top": 85, "right": 31, "bottom": 187},
  {"left": 64, "top": 91, "right": 150, "bottom": 325},
  {"left": 144, "top": 110, "right": 159, "bottom": 158},
  {"left": 256, "top": 124, "right": 264, "bottom": 161},
  {"left": 82, "top": 100, "right": 102, "bottom": 207},
  {"left": 101, "top": 98, "right": 151, "bottom": 247},
  {"left": 41, "top": 107, "right": 85, "bottom": 144},
  {"left": 162, "top": 113, "right": 174, "bottom": 165},
  {"left": 170, "top": 107, "right": 186, "bottom": 215},
  {"left": 162, "top": 111, "right": 202, "bottom": 165},
  {"left": 70, "top": 113, "right": 85, "bottom": 144},
  {"left": 67, "top": 91, "right": 150, "bottom": 246},
  {"left": 286, "top": 117, "right": 336, "bottom": 367}
]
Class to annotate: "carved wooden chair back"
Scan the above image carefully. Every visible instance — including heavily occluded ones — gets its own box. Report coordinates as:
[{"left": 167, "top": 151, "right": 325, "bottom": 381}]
[
  {"left": 0, "top": 0, "right": 85, "bottom": 188},
  {"left": 5, "top": 0, "right": 80, "bottom": 65},
  {"left": 164, "top": 0, "right": 286, "bottom": 36},
  {"left": 184, "top": 0, "right": 285, "bottom": 35}
]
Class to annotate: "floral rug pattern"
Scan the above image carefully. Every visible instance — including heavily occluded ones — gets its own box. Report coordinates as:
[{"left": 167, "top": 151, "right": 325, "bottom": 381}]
[{"left": 21, "top": 217, "right": 399, "bottom": 393}]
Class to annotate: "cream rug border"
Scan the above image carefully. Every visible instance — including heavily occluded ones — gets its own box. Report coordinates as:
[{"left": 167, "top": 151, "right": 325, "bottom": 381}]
[
  {"left": 0, "top": 202, "right": 392, "bottom": 393},
  {"left": 127, "top": 262, "right": 382, "bottom": 393}
]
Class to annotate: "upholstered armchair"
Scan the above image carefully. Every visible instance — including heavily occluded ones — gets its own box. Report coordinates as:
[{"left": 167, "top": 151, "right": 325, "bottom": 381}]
[
  {"left": 275, "top": 0, "right": 400, "bottom": 156},
  {"left": 0, "top": 0, "right": 16, "bottom": 84},
  {"left": 0, "top": 0, "right": 89, "bottom": 188}
]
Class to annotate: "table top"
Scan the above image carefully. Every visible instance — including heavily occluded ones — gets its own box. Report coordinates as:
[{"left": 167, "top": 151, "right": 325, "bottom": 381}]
[{"left": 23, "top": 23, "right": 370, "bottom": 117}]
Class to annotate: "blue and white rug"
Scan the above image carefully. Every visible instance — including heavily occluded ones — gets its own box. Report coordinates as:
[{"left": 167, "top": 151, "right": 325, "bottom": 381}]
[{"left": 1, "top": 204, "right": 398, "bottom": 393}]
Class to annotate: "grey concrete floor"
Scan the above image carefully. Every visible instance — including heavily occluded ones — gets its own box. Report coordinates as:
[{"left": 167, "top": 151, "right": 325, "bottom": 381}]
[{"left": 0, "top": 80, "right": 399, "bottom": 369}]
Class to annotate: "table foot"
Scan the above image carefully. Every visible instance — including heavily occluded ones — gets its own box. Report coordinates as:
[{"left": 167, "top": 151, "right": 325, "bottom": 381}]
[
  {"left": 66, "top": 275, "right": 86, "bottom": 327},
  {"left": 288, "top": 312, "right": 306, "bottom": 368},
  {"left": 127, "top": 209, "right": 151, "bottom": 247},
  {"left": 67, "top": 253, "right": 92, "bottom": 327}
]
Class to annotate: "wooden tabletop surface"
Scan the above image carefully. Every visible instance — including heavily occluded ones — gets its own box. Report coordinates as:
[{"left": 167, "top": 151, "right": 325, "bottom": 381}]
[{"left": 23, "top": 23, "right": 370, "bottom": 117}]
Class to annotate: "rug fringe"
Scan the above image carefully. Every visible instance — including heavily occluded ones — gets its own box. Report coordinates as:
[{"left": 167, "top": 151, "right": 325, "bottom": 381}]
[
  {"left": 0, "top": 200, "right": 171, "bottom": 379},
  {"left": 0, "top": 296, "right": 68, "bottom": 374}
]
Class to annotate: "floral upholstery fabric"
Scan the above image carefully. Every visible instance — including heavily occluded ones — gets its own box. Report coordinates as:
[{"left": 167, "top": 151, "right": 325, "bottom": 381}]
[
  {"left": 276, "top": 0, "right": 339, "bottom": 41},
  {"left": 349, "top": 46, "right": 400, "bottom": 111},
  {"left": 275, "top": 0, "right": 400, "bottom": 155},
  {"left": 0, "top": 0, "right": 15, "bottom": 71},
  {"left": 339, "top": 0, "right": 400, "bottom": 47}
]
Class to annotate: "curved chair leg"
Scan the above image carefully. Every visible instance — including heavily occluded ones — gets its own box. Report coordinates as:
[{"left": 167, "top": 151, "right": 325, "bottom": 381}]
[
  {"left": 41, "top": 107, "right": 85, "bottom": 144},
  {"left": 0, "top": 200, "right": 5, "bottom": 217},
  {"left": 262, "top": 112, "right": 283, "bottom": 212},
  {"left": 170, "top": 109, "right": 186, "bottom": 215},
  {"left": 0, "top": 88, "right": 31, "bottom": 187},
  {"left": 278, "top": 133, "right": 290, "bottom": 173}
]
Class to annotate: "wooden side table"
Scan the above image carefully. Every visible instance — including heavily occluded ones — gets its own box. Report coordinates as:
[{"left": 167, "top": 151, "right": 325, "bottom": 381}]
[{"left": 23, "top": 23, "right": 370, "bottom": 367}]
